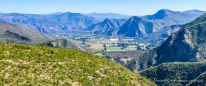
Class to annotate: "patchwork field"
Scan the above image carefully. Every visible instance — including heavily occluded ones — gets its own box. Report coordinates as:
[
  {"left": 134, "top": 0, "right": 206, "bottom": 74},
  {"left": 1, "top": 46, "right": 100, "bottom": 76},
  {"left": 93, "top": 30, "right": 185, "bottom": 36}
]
[
  {"left": 85, "top": 42, "right": 104, "bottom": 51},
  {"left": 125, "top": 45, "right": 136, "bottom": 50}
]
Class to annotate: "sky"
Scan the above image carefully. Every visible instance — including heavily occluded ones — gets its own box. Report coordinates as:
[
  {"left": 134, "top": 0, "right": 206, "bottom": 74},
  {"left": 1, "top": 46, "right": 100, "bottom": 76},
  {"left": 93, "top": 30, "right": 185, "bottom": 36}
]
[{"left": 0, "top": 0, "right": 206, "bottom": 16}]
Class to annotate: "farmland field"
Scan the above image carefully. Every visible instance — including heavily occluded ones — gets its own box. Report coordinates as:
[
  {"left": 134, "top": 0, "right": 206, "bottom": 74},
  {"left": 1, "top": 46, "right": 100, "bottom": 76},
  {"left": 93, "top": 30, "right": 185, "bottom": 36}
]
[
  {"left": 125, "top": 45, "right": 136, "bottom": 50},
  {"left": 94, "top": 53, "right": 104, "bottom": 56},
  {"left": 89, "top": 39, "right": 118, "bottom": 44},
  {"left": 106, "top": 47, "right": 126, "bottom": 52}
]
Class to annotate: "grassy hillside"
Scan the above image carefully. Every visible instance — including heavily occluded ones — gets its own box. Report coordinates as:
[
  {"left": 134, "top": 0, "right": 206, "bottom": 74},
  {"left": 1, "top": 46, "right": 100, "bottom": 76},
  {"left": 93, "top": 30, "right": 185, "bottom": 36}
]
[
  {"left": 140, "top": 62, "right": 206, "bottom": 86},
  {"left": 0, "top": 43, "right": 155, "bottom": 86}
]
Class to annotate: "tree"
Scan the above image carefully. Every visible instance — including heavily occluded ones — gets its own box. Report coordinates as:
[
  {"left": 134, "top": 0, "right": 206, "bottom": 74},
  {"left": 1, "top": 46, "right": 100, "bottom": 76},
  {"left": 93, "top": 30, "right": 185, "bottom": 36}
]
[{"left": 103, "top": 44, "right": 107, "bottom": 51}]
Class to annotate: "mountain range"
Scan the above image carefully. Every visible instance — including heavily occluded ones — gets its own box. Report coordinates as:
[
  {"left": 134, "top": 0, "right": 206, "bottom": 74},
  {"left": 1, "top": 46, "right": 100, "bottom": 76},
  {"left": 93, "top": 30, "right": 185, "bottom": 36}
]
[
  {"left": 117, "top": 9, "right": 205, "bottom": 37},
  {"left": 84, "top": 9, "right": 205, "bottom": 38},
  {"left": 0, "top": 9, "right": 205, "bottom": 37},
  {"left": 0, "top": 12, "right": 99, "bottom": 34}
]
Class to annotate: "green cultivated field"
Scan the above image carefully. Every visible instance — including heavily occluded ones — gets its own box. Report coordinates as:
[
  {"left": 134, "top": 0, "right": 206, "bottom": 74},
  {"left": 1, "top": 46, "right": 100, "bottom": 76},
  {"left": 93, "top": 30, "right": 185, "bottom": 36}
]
[{"left": 94, "top": 53, "right": 104, "bottom": 56}]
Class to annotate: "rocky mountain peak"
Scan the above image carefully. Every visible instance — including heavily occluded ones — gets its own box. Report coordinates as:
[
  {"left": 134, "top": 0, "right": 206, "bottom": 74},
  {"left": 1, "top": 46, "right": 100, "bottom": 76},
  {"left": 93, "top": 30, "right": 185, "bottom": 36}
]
[{"left": 129, "top": 16, "right": 142, "bottom": 22}]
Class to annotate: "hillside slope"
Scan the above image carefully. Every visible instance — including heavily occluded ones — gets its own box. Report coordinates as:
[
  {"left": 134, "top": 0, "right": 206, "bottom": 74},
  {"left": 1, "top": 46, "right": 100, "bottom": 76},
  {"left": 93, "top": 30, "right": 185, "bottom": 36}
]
[
  {"left": 127, "top": 13, "right": 206, "bottom": 71},
  {"left": 186, "top": 71, "right": 206, "bottom": 86},
  {"left": 0, "top": 43, "right": 155, "bottom": 86},
  {"left": 0, "top": 22, "right": 49, "bottom": 44},
  {"left": 140, "top": 62, "right": 206, "bottom": 86}
]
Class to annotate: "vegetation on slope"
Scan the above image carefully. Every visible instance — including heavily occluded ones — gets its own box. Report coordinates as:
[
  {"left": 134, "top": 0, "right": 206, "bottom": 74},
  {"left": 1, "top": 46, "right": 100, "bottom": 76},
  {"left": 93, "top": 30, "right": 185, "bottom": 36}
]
[
  {"left": 0, "top": 43, "right": 155, "bottom": 86},
  {"left": 140, "top": 62, "right": 206, "bottom": 86}
]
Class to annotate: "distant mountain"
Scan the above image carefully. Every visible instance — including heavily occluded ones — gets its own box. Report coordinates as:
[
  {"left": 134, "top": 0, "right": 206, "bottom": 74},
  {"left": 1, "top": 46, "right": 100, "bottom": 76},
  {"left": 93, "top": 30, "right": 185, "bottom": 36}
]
[
  {"left": 118, "top": 9, "right": 205, "bottom": 37},
  {"left": 183, "top": 10, "right": 206, "bottom": 16},
  {"left": 126, "top": 13, "right": 206, "bottom": 72},
  {"left": 42, "top": 12, "right": 63, "bottom": 15},
  {"left": 0, "top": 12, "right": 99, "bottom": 34},
  {"left": 143, "top": 9, "right": 205, "bottom": 24},
  {"left": 0, "top": 22, "right": 49, "bottom": 44},
  {"left": 140, "top": 62, "right": 206, "bottom": 86},
  {"left": 43, "top": 39, "right": 94, "bottom": 53},
  {"left": 117, "top": 16, "right": 162, "bottom": 37},
  {"left": 85, "top": 18, "right": 127, "bottom": 36},
  {"left": 85, "top": 12, "right": 131, "bottom": 21}
]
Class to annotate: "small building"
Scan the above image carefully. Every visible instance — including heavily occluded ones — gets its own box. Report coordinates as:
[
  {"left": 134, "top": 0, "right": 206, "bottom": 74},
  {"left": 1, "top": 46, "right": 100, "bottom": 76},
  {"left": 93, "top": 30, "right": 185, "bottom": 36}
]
[{"left": 110, "top": 39, "right": 118, "bottom": 41}]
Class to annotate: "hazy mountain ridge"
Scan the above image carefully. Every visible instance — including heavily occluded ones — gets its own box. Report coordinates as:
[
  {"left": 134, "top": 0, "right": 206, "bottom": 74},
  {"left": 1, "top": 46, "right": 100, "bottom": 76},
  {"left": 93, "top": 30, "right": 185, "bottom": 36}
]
[
  {"left": 143, "top": 9, "right": 205, "bottom": 24},
  {"left": 0, "top": 9, "right": 204, "bottom": 37},
  {"left": 0, "top": 12, "right": 99, "bottom": 34},
  {"left": 85, "top": 12, "right": 131, "bottom": 21}
]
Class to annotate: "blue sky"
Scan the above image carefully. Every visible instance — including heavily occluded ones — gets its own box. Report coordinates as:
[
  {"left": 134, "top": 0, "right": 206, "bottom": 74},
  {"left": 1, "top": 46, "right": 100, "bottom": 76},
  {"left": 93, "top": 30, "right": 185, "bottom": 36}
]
[{"left": 0, "top": 0, "right": 205, "bottom": 15}]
